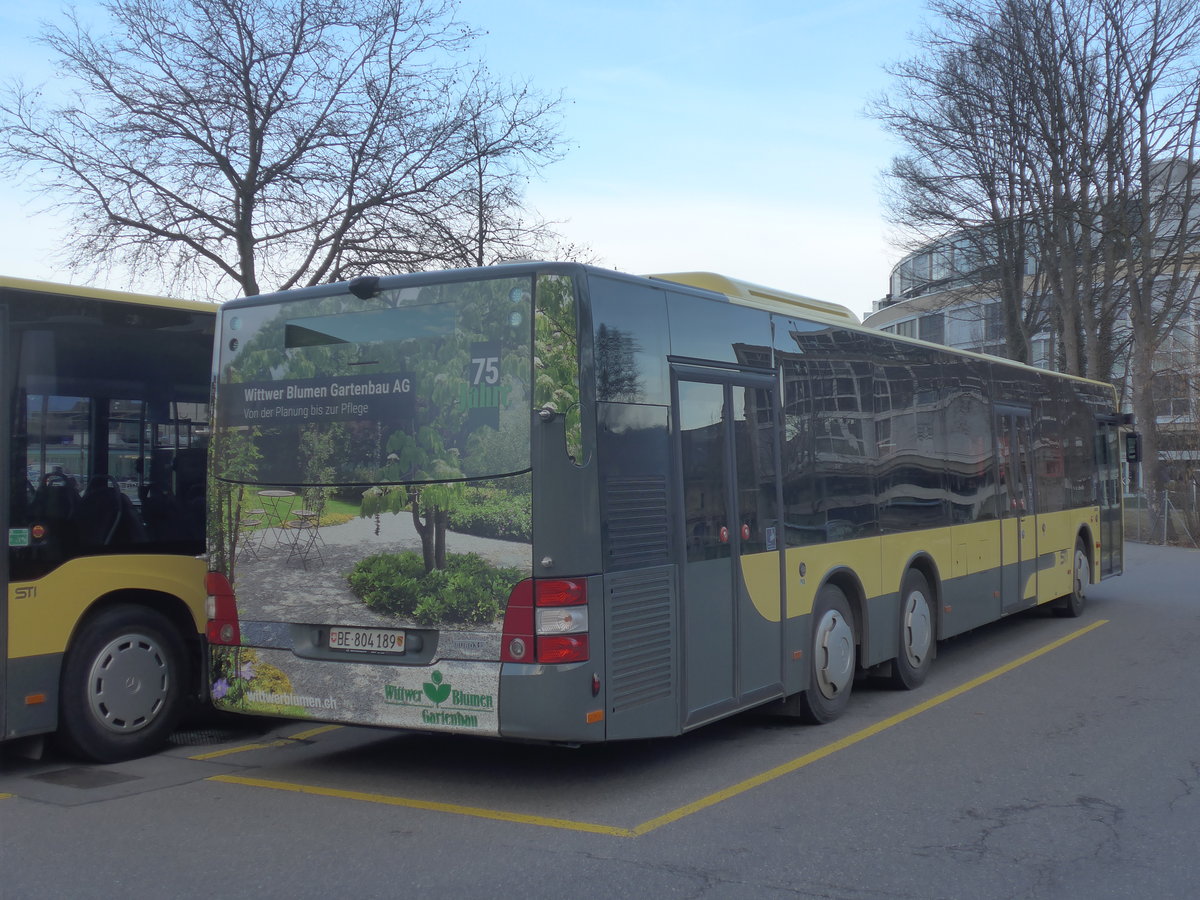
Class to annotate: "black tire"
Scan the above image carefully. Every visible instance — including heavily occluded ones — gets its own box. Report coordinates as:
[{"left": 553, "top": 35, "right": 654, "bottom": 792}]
[
  {"left": 888, "top": 570, "right": 935, "bottom": 690},
  {"left": 1054, "top": 536, "right": 1089, "bottom": 618},
  {"left": 56, "top": 605, "right": 186, "bottom": 763},
  {"left": 794, "top": 584, "right": 856, "bottom": 724}
]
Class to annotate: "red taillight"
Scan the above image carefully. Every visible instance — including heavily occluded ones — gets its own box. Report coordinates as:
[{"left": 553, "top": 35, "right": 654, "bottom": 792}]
[
  {"left": 537, "top": 635, "right": 590, "bottom": 663},
  {"left": 205, "top": 571, "right": 241, "bottom": 646},
  {"left": 500, "top": 578, "right": 589, "bottom": 664},
  {"left": 534, "top": 579, "right": 586, "bottom": 606}
]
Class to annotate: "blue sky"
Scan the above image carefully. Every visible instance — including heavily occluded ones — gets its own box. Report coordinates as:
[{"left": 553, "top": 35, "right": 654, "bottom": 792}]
[{"left": 0, "top": 0, "right": 929, "bottom": 318}]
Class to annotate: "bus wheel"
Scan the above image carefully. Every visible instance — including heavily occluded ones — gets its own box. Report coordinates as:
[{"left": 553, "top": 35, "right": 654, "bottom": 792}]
[
  {"left": 1055, "top": 537, "right": 1089, "bottom": 618},
  {"left": 889, "top": 570, "right": 934, "bottom": 690},
  {"left": 57, "top": 605, "right": 185, "bottom": 763},
  {"left": 796, "top": 584, "right": 856, "bottom": 724}
]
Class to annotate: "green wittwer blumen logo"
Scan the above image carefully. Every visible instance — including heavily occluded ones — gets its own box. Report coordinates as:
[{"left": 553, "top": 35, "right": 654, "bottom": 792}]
[{"left": 423, "top": 671, "right": 451, "bottom": 705}]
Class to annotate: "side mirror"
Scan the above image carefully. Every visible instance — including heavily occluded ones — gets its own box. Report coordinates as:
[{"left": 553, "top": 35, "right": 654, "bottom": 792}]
[{"left": 1125, "top": 432, "right": 1142, "bottom": 464}]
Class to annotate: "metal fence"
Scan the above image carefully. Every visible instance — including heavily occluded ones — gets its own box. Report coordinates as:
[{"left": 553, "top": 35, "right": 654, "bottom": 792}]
[{"left": 1125, "top": 487, "right": 1200, "bottom": 547}]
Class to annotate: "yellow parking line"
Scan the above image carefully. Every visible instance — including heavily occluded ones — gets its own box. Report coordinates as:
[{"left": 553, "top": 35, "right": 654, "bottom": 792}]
[
  {"left": 0, "top": 793, "right": 12, "bottom": 800},
  {"left": 284, "top": 724, "right": 343, "bottom": 741},
  {"left": 208, "top": 620, "right": 1108, "bottom": 835},
  {"left": 633, "top": 619, "right": 1109, "bottom": 835},
  {"left": 188, "top": 724, "right": 342, "bottom": 760},
  {"left": 209, "top": 774, "right": 635, "bottom": 837}
]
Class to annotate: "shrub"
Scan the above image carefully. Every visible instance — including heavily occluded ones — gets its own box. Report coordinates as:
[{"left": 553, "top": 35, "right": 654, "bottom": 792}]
[
  {"left": 348, "top": 551, "right": 524, "bottom": 625},
  {"left": 447, "top": 487, "right": 531, "bottom": 542}
]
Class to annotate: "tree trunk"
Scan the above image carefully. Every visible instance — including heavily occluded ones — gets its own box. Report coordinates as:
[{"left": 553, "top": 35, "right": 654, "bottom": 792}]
[
  {"left": 435, "top": 509, "right": 448, "bottom": 571},
  {"left": 411, "top": 490, "right": 436, "bottom": 573}
]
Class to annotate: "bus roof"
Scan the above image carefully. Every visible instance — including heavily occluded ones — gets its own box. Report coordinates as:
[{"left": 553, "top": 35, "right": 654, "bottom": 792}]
[
  {"left": 649, "top": 271, "right": 859, "bottom": 324},
  {"left": 0, "top": 274, "right": 218, "bottom": 313},
  {"left": 218, "top": 262, "right": 1114, "bottom": 394}
]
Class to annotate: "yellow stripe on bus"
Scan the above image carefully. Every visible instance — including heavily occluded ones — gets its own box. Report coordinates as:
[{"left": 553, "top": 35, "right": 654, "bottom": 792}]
[{"left": 743, "top": 509, "right": 1100, "bottom": 622}]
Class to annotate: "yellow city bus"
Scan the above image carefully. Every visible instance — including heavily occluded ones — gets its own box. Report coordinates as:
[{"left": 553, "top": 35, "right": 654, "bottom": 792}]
[
  {"left": 205, "top": 264, "right": 1127, "bottom": 742},
  {"left": 2, "top": 277, "right": 216, "bottom": 761}
]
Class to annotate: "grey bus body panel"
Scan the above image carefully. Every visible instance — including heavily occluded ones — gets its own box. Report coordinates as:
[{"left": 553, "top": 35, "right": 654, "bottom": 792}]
[
  {"left": 595, "top": 399, "right": 679, "bottom": 739},
  {"left": 4, "top": 652, "right": 60, "bottom": 740},
  {"left": 531, "top": 410, "right": 601, "bottom": 577},
  {"left": 497, "top": 659, "right": 606, "bottom": 743},
  {"left": 602, "top": 565, "right": 679, "bottom": 739}
]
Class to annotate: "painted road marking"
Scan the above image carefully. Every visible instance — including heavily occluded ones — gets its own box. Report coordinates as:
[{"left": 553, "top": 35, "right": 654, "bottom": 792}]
[
  {"left": 209, "top": 620, "right": 1109, "bottom": 836},
  {"left": 189, "top": 724, "right": 342, "bottom": 760},
  {"left": 632, "top": 618, "right": 1108, "bottom": 835},
  {"left": 209, "top": 774, "right": 634, "bottom": 836}
]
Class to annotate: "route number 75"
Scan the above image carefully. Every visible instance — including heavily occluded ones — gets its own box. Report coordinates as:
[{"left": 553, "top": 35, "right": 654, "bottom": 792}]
[{"left": 471, "top": 356, "right": 500, "bottom": 386}]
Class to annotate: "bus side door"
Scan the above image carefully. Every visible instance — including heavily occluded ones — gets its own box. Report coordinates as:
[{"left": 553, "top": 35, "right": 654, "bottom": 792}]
[{"left": 675, "top": 370, "right": 783, "bottom": 727}]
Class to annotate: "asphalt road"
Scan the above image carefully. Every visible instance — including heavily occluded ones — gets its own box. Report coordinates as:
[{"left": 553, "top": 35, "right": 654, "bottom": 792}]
[{"left": 3, "top": 540, "right": 1198, "bottom": 899}]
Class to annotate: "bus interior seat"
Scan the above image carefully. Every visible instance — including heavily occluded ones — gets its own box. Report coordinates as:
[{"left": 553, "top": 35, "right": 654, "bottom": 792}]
[
  {"left": 172, "top": 448, "right": 206, "bottom": 497},
  {"left": 76, "top": 475, "right": 147, "bottom": 547},
  {"left": 172, "top": 448, "right": 207, "bottom": 540},
  {"left": 139, "top": 450, "right": 178, "bottom": 538}
]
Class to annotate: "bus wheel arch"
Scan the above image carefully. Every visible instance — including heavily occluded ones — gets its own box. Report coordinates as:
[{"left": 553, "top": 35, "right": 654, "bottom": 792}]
[
  {"left": 56, "top": 597, "right": 192, "bottom": 762},
  {"left": 66, "top": 589, "right": 204, "bottom": 701}
]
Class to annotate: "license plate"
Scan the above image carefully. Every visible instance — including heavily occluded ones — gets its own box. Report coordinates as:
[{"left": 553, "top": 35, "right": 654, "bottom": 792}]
[{"left": 328, "top": 626, "right": 406, "bottom": 654}]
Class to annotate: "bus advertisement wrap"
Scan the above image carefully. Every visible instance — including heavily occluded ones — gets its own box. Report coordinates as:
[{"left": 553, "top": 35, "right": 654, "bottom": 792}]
[{"left": 218, "top": 374, "right": 415, "bottom": 427}]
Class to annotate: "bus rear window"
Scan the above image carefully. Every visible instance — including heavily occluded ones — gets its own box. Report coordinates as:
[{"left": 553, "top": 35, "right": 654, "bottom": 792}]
[
  {"left": 284, "top": 304, "right": 456, "bottom": 348},
  {"left": 216, "top": 275, "right": 533, "bottom": 486}
]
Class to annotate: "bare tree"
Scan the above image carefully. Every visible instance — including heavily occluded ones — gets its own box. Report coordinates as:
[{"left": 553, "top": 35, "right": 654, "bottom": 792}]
[
  {"left": 425, "top": 74, "right": 567, "bottom": 269},
  {"left": 873, "top": 0, "right": 1200, "bottom": 541},
  {"left": 1005, "top": 0, "right": 1118, "bottom": 379},
  {"left": 1101, "top": 0, "right": 1200, "bottom": 529},
  {"left": 0, "top": 0, "right": 566, "bottom": 297},
  {"left": 871, "top": 0, "right": 1053, "bottom": 364}
]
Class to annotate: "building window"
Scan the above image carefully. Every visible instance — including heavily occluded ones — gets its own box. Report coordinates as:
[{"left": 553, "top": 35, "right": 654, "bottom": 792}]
[
  {"left": 984, "top": 303, "right": 1005, "bottom": 342},
  {"left": 1153, "top": 372, "right": 1193, "bottom": 420},
  {"left": 1031, "top": 338, "right": 1051, "bottom": 369},
  {"left": 919, "top": 313, "right": 945, "bottom": 344},
  {"left": 895, "top": 319, "right": 917, "bottom": 338}
]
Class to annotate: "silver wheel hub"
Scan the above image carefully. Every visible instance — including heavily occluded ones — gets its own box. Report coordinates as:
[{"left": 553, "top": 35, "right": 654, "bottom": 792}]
[
  {"left": 1074, "top": 548, "right": 1090, "bottom": 599},
  {"left": 814, "top": 608, "right": 854, "bottom": 699},
  {"left": 87, "top": 633, "right": 169, "bottom": 734},
  {"left": 902, "top": 589, "right": 932, "bottom": 668}
]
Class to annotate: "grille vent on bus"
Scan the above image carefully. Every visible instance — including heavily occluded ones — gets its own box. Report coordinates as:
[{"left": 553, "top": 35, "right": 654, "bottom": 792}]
[
  {"left": 605, "top": 476, "right": 669, "bottom": 568},
  {"left": 607, "top": 566, "right": 675, "bottom": 714}
]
